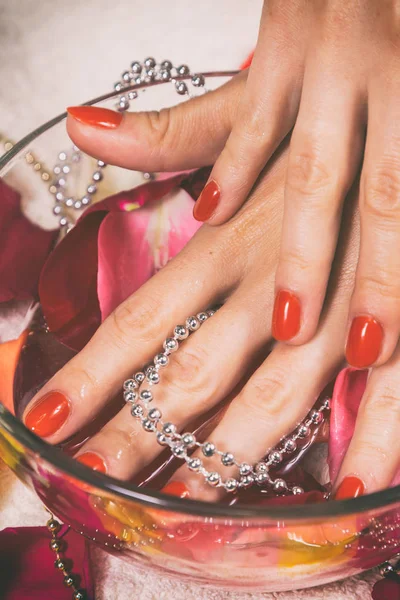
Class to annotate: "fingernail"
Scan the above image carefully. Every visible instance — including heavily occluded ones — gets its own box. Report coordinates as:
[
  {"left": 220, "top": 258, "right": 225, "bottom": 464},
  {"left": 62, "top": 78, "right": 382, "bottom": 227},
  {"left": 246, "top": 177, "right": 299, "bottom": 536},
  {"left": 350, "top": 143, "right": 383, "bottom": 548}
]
[
  {"left": 161, "top": 481, "right": 190, "bottom": 499},
  {"left": 67, "top": 106, "right": 123, "bottom": 129},
  {"left": 334, "top": 476, "right": 365, "bottom": 500},
  {"left": 76, "top": 452, "right": 107, "bottom": 473},
  {"left": 193, "top": 180, "right": 220, "bottom": 221},
  {"left": 272, "top": 290, "right": 301, "bottom": 341},
  {"left": 24, "top": 391, "right": 70, "bottom": 438},
  {"left": 345, "top": 316, "right": 383, "bottom": 368}
]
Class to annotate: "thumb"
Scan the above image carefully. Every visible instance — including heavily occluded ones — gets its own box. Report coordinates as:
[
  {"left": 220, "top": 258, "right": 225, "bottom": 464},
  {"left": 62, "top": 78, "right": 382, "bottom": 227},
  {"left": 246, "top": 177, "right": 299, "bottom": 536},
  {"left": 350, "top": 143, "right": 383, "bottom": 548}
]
[{"left": 66, "top": 71, "right": 246, "bottom": 172}]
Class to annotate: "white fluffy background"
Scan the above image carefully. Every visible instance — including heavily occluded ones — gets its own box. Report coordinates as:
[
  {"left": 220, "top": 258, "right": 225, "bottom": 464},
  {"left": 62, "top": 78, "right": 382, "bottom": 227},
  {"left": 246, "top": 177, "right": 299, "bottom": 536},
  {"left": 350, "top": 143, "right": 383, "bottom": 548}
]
[{"left": 0, "top": 1, "right": 376, "bottom": 598}]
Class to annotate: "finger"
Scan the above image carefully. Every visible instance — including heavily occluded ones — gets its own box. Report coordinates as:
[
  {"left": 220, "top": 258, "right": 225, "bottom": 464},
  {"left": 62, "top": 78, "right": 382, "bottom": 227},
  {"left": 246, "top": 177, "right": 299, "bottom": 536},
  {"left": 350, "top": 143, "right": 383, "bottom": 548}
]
[
  {"left": 192, "top": 1, "right": 306, "bottom": 223},
  {"left": 272, "top": 51, "right": 364, "bottom": 345},
  {"left": 22, "top": 225, "right": 242, "bottom": 444},
  {"left": 334, "top": 343, "right": 400, "bottom": 499},
  {"left": 345, "top": 83, "right": 400, "bottom": 368},
  {"left": 73, "top": 279, "right": 276, "bottom": 479},
  {"left": 66, "top": 70, "right": 247, "bottom": 171}
]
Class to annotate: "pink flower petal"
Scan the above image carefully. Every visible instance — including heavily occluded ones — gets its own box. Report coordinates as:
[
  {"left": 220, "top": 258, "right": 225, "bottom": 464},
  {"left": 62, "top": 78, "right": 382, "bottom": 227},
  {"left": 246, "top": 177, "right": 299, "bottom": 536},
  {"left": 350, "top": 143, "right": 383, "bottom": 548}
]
[
  {"left": 98, "top": 188, "right": 201, "bottom": 319},
  {"left": 0, "top": 179, "right": 57, "bottom": 303}
]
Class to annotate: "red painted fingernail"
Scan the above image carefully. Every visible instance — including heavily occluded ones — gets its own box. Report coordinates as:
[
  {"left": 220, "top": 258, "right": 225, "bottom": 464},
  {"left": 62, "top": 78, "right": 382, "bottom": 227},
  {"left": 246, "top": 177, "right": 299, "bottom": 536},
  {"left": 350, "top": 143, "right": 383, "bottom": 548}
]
[
  {"left": 76, "top": 452, "right": 107, "bottom": 473},
  {"left": 272, "top": 290, "right": 301, "bottom": 341},
  {"left": 193, "top": 180, "right": 220, "bottom": 221},
  {"left": 345, "top": 316, "right": 383, "bottom": 368},
  {"left": 67, "top": 106, "right": 123, "bottom": 129},
  {"left": 334, "top": 476, "right": 365, "bottom": 500},
  {"left": 161, "top": 481, "right": 190, "bottom": 499},
  {"left": 24, "top": 391, "right": 70, "bottom": 438}
]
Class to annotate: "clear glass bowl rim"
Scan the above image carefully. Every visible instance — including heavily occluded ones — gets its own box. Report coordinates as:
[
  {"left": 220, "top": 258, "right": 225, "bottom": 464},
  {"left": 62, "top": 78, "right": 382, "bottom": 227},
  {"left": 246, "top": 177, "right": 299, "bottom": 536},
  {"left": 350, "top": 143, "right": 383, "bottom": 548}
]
[{"left": 1, "top": 71, "right": 399, "bottom": 521}]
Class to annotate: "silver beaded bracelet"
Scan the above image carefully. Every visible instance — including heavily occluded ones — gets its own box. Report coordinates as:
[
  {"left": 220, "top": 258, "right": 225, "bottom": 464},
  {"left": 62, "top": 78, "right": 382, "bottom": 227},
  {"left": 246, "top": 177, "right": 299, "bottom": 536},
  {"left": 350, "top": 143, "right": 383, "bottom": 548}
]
[{"left": 123, "top": 307, "right": 330, "bottom": 496}]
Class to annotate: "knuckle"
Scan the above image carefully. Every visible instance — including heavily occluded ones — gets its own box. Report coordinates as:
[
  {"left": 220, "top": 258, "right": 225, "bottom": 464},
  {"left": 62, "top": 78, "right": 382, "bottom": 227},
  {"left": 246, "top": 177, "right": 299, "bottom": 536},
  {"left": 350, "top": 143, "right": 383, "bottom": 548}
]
[
  {"left": 144, "top": 108, "right": 174, "bottom": 168},
  {"left": 110, "top": 294, "right": 162, "bottom": 350},
  {"left": 163, "top": 344, "right": 211, "bottom": 402},
  {"left": 360, "top": 387, "right": 400, "bottom": 424},
  {"left": 356, "top": 269, "right": 400, "bottom": 302},
  {"left": 287, "top": 150, "right": 333, "bottom": 197},
  {"left": 362, "top": 164, "right": 400, "bottom": 222},
  {"left": 67, "top": 364, "right": 99, "bottom": 393},
  {"left": 241, "top": 369, "right": 288, "bottom": 420},
  {"left": 279, "top": 247, "right": 317, "bottom": 274}
]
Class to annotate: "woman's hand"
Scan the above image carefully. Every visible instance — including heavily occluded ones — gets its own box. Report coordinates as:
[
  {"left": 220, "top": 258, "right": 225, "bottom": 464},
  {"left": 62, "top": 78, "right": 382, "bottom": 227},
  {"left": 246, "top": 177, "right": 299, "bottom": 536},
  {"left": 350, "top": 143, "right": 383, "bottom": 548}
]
[
  {"left": 189, "top": 1, "right": 400, "bottom": 372},
  {"left": 21, "top": 77, "right": 399, "bottom": 502}
]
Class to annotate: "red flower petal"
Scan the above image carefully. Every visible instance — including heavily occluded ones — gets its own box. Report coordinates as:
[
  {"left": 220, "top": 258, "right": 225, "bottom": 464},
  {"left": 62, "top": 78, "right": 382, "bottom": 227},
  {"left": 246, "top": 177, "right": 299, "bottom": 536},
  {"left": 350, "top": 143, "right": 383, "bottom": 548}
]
[{"left": 0, "top": 179, "right": 57, "bottom": 303}]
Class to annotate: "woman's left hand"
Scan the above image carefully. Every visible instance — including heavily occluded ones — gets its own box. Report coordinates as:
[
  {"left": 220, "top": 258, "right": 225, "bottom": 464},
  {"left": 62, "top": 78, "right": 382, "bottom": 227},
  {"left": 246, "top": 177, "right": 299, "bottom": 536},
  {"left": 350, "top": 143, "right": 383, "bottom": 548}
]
[{"left": 194, "top": 1, "right": 400, "bottom": 371}]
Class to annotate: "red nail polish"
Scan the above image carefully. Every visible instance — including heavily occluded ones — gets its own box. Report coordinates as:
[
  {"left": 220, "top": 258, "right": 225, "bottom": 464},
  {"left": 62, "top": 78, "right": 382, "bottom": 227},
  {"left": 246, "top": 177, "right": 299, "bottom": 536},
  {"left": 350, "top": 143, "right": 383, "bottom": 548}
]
[
  {"left": 345, "top": 316, "right": 383, "bottom": 368},
  {"left": 24, "top": 391, "right": 70, "bottom": 438},
  {"left": 272, "top": 290, "right": 301, "bottom": 341},
  {"left": 334, "top": 476, "right": 365, "bottom": 500},
  {"left": 77, "top": 452, "right": 107, "bottom": 473},
  {"left": 67, "top": 106, "right": 123, "bottom": 129},
  {"left": 193, "top": 180, "right": 220, "bottom": 221},
  {"left": 161, "top": 481, "right": 190, "bottom": 499}
]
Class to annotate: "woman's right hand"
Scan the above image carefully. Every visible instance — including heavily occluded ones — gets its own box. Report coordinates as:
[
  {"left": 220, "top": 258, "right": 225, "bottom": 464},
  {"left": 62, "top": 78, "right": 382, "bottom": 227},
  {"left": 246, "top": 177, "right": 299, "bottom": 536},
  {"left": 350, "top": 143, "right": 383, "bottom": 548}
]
[{"left": 22, "top": 76, "right": 400, "bottom": 502}]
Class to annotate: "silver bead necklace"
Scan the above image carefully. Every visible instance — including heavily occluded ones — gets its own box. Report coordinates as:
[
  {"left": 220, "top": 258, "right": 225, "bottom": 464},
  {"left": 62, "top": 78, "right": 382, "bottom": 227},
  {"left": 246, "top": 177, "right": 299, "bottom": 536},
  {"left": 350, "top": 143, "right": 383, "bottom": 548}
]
[{"left": 123, "top": 307, "right": 330, "bottom": 495}]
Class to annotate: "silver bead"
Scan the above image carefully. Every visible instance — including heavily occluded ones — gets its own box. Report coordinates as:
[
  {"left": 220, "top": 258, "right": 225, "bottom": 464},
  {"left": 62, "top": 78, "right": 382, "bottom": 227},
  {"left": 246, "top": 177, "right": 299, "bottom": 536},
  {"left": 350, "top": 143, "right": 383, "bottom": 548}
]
[
  {"left": 146, "top": 370, "right": 160, "bottom": 384},
  {"left": 163, "top": 337, "right": 179, "bottom": 353},
  {"left": 59, "top": 217, "right": 68, "bottom": 227},
  {"left": 140, "top": 389, "right": 153, "bottom": 403},
  {"left": 160, "top": 69, "right": 171, "bottom": 81},
  {"left": 225, "top": 478, "right": 238, "bottom": 493},
  {"left": 57, "top": 177, "right": 66, "bottom": 187},
  {"left": 154, "top": 353, "right": 169, "bottom": 367},
  {"left": 135, "top": 372, "right": 145, "bottom": 383},
  {"left": 53, "top": 205, "right": 62, "bottom": 215},
  {"left": 148, "top": 408, "right": 161, "bottom": 421},
  {"left": 81, "top": 195, "right": 91, "bottom": 206},
  {"left": 283, "top": 439, "right": 297, "bottom": 453},
  {"left": 172, "top": 444, "right": 186, "bottom": 458},
  {"left": 310, "top": 410, "right": 323, "bottom": 424},
  {"left": 380, "top": 563, "right": 395, "bottom": 577},
  {"left": 55, "top": 191, "right": 64, "bottom": 202},
  {"left": 273, "top": 478, "right": 288, "bottom": 493},
  {"left": 255, "top": 472, "right": 270, "bottom": 485},
  {"left": 292, "top": 486, "right": 304, "bottom": 496},
  {"left": 255, "top": 462, "right": 268, "bottom": 473},
  {"left": 58, "top": 152, "right": 67, "bottom": 161},
  {"left": 114, "top": 82, "right": 124, "bottom": 92},
  {"left": 131, "top": 404, "right": 143, "bottom": 418},
  {"left": 124, "top": 379, "right": 138, "bottom": 391},
  {"left": 177, "top": 64, "right": 190, "bottom": 76},
  {"left": 144, "top": 57, "right": 156, "bottom": 68},
  {"left": 161, "top": 60, "right": 173, "bottom": 70},
  {"left": 175, "top": 81, "right": 188, "bottom": 95},
  {"left": 174, "top": 325, "right": 189, "bottom": 340},
  {"left": 297, "top": 424, "right": 310, "bottom": 439},
  {"left": 188, "top": 457, "right": 202, "bottom": 471},
  {"left": 122, "top": 70, "right": 131, "bottom": 82},
  {"left": 240, "top": 474, "right": 255, "bottom": 488},
  {"left": 268, "top": 451, "right": 283, "bottom": 466},
  {"left": 87, "top": 184, "right": 97, "bottom": 195},
  {"left": 206, "top": 472, "right": 221, "bottom": 486},
  {"left": 196, "top": 312, "right": 208, "bottom": 323},
  {"left": 156, "top": 432, "right": 169, "bottom": 446},
  {"left": 321, "top": 398, "right": 331, "bottom": 411},
  {"left": 65, "top": 198, "right": 74, "bottom": 207},
  {"left": 186, "top": 316, "right": 200, "bottom": 331},
  {"left": 182, "top": 433, "right": 196, "bottom": 448},
  {"left": 53, "top": 165, "right": 61, "bottom": 175},
  {"left": 146, "top": 68, "right": 156, "bottom": 80},
  {"left": 221, "top": 452, "right": 235, "bottom": 466},
  {"left": 142, "top": 418, "right": 156, "bottom": 432},
  {"left": 74, "top": 200, "right": 82, "bottom": 210},
  {"left": 128, "top": 91, "right": 138, "bottom": 100},
  {"left": 93, "top": 170, "right": 103, "bottom": 182},
  {"left": 239, "top": 462, "right": 252, "bottom": 476},
  {"left": 97, "top": 160, "right": 106, "bottom": 168},
  {"left": 73, "top": 590, "right": 85, "bottom": 600},
  {"left": 207, "top": 309, "right": 216, "bottom": 317},
  {"left": 202, "top": 442, "right": 216, "bottom": 457},
  {"left": 131, "top": 61, "right": 142, "bottom": 74},
  {"left": 124, "top": 390, "right": 137, "bottom": 403},
  {"left": 117, "top": 100, "right": 130, "bottom": 112},
  {"left": 163, "top": 422, "right": 177, "bottom": 436},
  {"left": 192, "top": 74, "right": 205, "bottom": 87},
  {"left": 62, "top": 165, "right": 70, "bottom": 174}
]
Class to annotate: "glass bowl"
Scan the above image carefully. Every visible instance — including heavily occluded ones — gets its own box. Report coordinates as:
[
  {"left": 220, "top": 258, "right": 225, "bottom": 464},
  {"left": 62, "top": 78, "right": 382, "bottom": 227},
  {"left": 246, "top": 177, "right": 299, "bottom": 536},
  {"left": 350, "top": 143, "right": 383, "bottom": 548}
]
[{"left": 1, "top": 71, "right": 399, "bottom": 593}]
